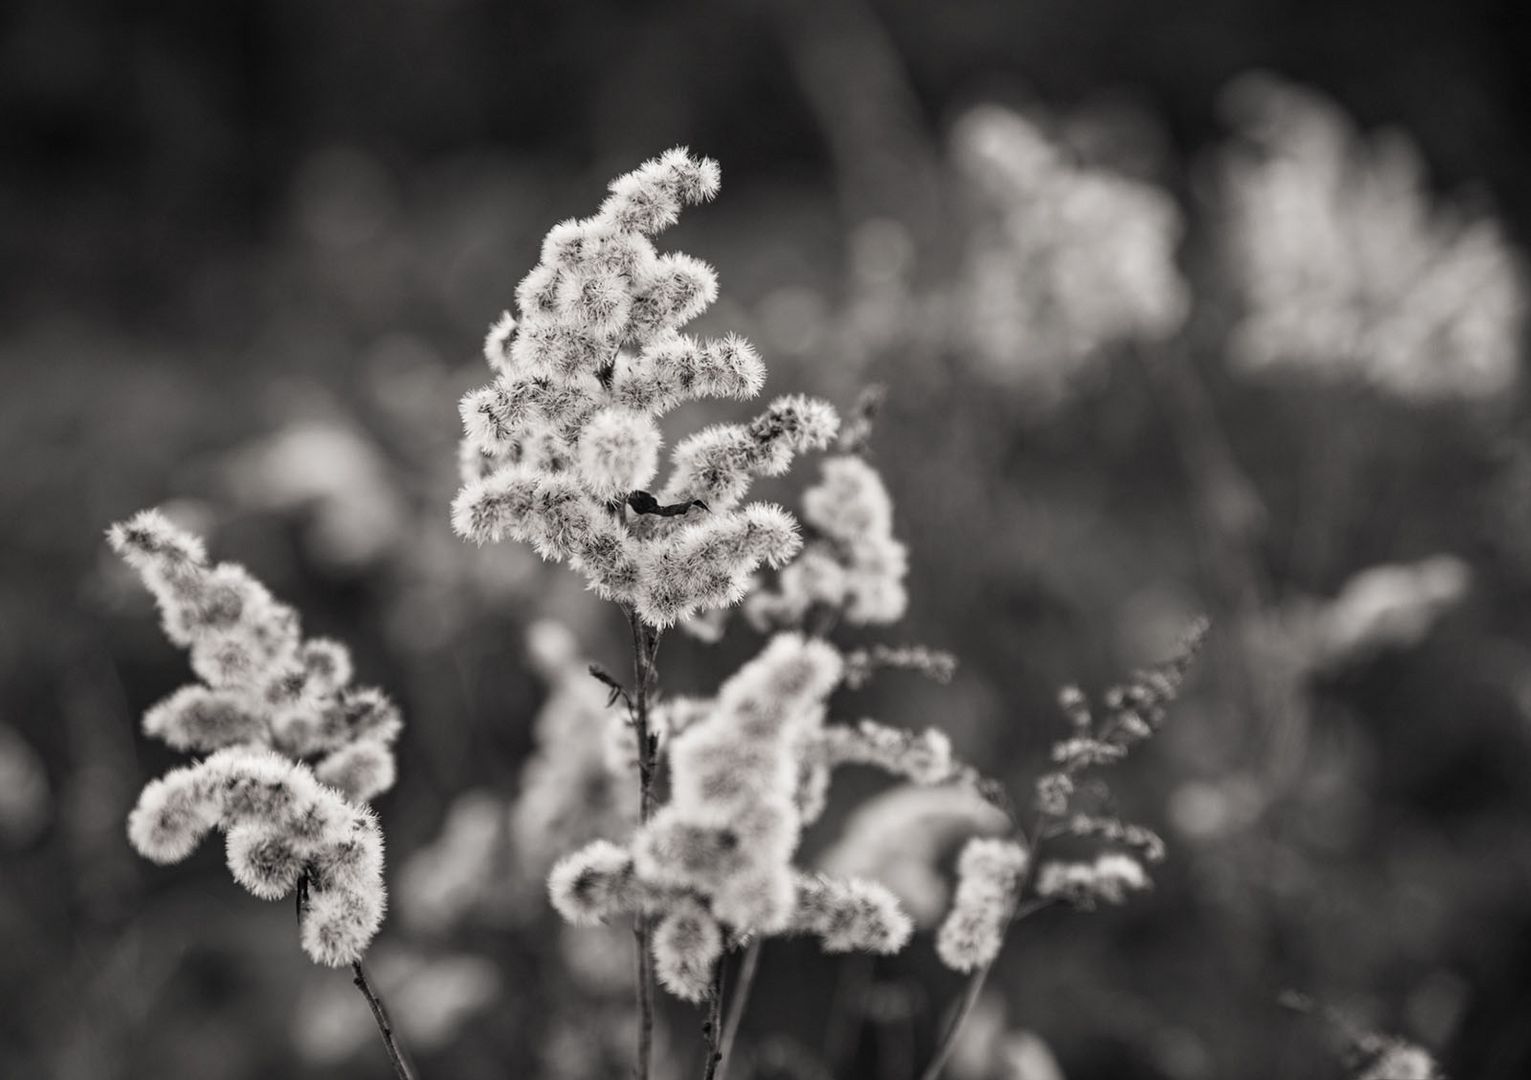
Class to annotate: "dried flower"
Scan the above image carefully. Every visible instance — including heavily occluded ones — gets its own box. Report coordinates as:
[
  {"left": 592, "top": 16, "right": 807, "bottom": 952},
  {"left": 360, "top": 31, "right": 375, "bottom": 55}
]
[
  {"left": 839, "top": 644, "right": 957, "bottom": 690},
  {"left": 111, "top": 510, "right": 402, "bottom": 967},
  {"left": 936, "top": 838, "right": 1030, "bottom": 972},
  {"left": 632, "top": 633, "right": 842, "bottom": 934},
  {"left": 1220, "top": 74, "right": 1524, "bottom": 402},
  {"left": 818, "top": 785, "right": 1011, "bottom": 928},
  {"left": 812, "top": 720, "right": 956, "bottom": 786},
  {"left": 652, "top": 897, "right": 725, "bottom": 1002},
  {"left": 952, "top": 104, "right": 1188, "bottom": 407},
  {"left": 1034, "top": 852, "right": 1149, "bottom": 908},
  {"left": 748, "top": 454, "right": 909, "bottom": 629},
  {"left": 453, "top": 151, "right": 837, "bottom": 625},
  {"left": 109, "top": 509, "right": 403, "bottom": 804},
  {"left": 127, "top": 746, "right": 386, "bottom": 966},
  {"left": 787, "top": 872, "right": 914, "bottom": 954}
]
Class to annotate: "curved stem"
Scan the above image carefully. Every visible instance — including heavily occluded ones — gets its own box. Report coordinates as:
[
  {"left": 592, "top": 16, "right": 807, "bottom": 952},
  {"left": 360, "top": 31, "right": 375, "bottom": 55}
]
[
  {"left": 351, "top": 961, "right": 419, "bottom": 1080},
  {"left": 716, "top": 940, "right": 763, "bottom": 1079}
]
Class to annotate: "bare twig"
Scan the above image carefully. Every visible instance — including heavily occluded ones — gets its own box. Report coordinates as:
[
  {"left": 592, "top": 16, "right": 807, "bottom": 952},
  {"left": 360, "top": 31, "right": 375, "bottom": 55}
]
[
  {"left": 702, "top": 960, "right": 727, "bottom": 1080},
  {"left": 917, "top": 962, "right": 989, "bottom": 1080},
  {"left": 351, "top": 961, "right": 419, "bottom": 1080},
  {"left": 297, "top": 873, "right": 417, "bottom": 1080},
  {"left": 916, "top": 813, "right": 1045, "bottom": 1080},
  {"left": 625, "top": 605, "right": 664, "bottom": 1080},
  {"left": 717, "top": 939, "right": 763, "bottom": 1079}
]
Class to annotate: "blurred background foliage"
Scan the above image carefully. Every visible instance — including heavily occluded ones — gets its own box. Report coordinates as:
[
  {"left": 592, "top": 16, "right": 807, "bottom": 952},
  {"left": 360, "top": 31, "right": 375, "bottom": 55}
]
[{"left": 3, "top": 1, "right": 1531, "bottom": 1078}]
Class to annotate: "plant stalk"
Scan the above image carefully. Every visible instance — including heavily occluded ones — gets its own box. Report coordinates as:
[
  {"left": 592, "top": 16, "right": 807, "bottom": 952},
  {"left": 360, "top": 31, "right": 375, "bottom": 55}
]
[
  {"left": 351, "top": 961, "right": 419, "bottom": 1080},
  {"left": 702, "top": 960, "right": 727, "bottom": 1080},
  {"left": 716, "top": 939, "right": 763, "bottom": 1079},
  {"left": 626, "top": 604, "right": 662, "bottom": 1080}
]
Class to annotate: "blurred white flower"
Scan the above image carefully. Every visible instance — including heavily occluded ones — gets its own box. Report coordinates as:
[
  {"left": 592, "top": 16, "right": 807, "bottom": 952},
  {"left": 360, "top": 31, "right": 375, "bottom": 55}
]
[
  {"left": 952, "top": 104, "right": 1189, "bottom": 407},
  {"left": 224, "top": 419, "right": 408, "bottom": 570},
  {"left": 1219, "top": 73, "right": 1525, "bottom": 401}
]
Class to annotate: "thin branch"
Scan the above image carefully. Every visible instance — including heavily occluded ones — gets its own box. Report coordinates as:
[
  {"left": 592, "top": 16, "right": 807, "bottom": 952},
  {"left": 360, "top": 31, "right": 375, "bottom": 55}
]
[
  {"left": 716, "top": 939, "right": 763, "bottom": 1079},
  {"left": 916, "top": 963, "right": 990, "bottom": 1080},
  {"left": 296, "top": 873, "right": 417, "bottom": 1080},
  {"left": 625, "top": 604, "right": 663, "bottom": 1080},
  {"left": 351, "top": 961, "right": 419, "bottom": 1080},
  {"left": 916, "top": 814, "right": 1045, "bottom": 1080},
  {"left": 633, "top": 917, "right": 655, "bottom": 1080},
  {"left": 702, "top": 959, "right": 728, "bottom": 1080}
]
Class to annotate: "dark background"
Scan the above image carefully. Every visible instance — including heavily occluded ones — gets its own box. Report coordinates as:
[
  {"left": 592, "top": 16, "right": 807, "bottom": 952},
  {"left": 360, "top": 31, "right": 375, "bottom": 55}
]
[{"left": 4, "top": 1, "right": 1531, "bottom": 1078}]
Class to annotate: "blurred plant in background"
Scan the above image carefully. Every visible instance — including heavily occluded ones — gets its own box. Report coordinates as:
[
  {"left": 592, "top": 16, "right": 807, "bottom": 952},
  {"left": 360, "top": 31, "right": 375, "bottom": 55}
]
[{"left": 1218, "top": 75, "right": 1525, "bottom": 403}]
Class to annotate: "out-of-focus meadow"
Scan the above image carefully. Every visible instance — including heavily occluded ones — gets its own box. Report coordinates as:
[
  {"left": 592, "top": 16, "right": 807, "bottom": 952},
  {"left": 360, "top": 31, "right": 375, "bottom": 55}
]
[{"left": 4, "top": 1, "right": 1531, "bottom": 1078}]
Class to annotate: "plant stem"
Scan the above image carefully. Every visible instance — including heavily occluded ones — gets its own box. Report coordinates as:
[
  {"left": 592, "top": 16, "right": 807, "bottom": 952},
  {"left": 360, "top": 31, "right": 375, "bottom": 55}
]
[
  {"left": 916, "top": 815, "right": 1045, "bottom": 1080},
  {"left": 297, "top": 874, "right": 417, "bottom": 1080},
  {"left": 702, "top": 959, "right": 727, "bottom": 1080},
  {"left": 716, "top": 939, "right": 763, "bottom": 1079},
  {"left": 625, "top": 604, "right": 662, "bottom": 1080},
  {"left": 916, "top": 962, "right": 990, "bottom": 1080},
  {"left": 351, "top": 961, "right": 419, "bottom": 1080}
]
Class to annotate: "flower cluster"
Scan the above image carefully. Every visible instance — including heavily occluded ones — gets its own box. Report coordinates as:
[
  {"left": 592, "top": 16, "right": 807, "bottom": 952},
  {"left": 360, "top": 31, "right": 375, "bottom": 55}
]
[
  {"left": 1219, "top": 74, "right": 1525, "bottom": 401},
  {"left": 451, "top": 149, "right": 839, "bottom": 627},
  {"left": 935, "top": 837, "right": 1030, "bottom": 972},
  {"left": 952, "top": 104, "right": 1189, "bottom": 406},
  {"left": 839, "top": 643, "right": 956, "bottom": 691},
  {"left": 1033, "top": 616, "right": 1210, "bottom": 822},
  {"left": 818, "top": 785, "right": 1011, "bottom": 927},
  {"left": 920, "top": 618, "right": 1206, "bottom": 978},
  {"left": 1033, "top": 852, "right": 1150, "bottom": 909},
  {"left": 130, "top": 747, "right": 386, "bottom": 966},
  {"left": 109, "top": 508, "right": 403, "bottom": 803},
  {"left": 548, "top": 634, "right": 915, "bottom": 1000},
  {"left": 636, "top": 633, "right": 844, "bottom": 932},
  {"left": 746, "top": 454, "right": 909, "bottom": 629},
  {"left": 110, "top": 509, "right": 399, "bottom": 967}
]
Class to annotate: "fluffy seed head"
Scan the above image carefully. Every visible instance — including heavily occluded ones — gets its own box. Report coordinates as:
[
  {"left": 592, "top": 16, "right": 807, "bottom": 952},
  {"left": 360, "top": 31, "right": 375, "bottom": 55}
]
[
  {"left": 127, "top": 768, "right": 220, "bottom": 864},
  {"left": 652, "top": 896, "right": 724, "bottom": 1002},
  {"left": 548, "top": 840, "right": 639, "bottom": 926},
  {"left": 789, "top": 873, "right": 914, "bottom": 954},
  {"left": 300, "top": 881, "right": 386, "bottom": 967},
  {"left": 226, "top": 823, "right": 305, "bottom": 900},
  {"left": 314, "top": 739, "right": 397, "bottom": 803},
  {"left": 936, "top": 837, "right": 1030, "bottom": 972},
  {"left": 576, "top": 407, "right": 662, "bottom": 499}
]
